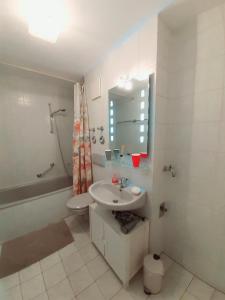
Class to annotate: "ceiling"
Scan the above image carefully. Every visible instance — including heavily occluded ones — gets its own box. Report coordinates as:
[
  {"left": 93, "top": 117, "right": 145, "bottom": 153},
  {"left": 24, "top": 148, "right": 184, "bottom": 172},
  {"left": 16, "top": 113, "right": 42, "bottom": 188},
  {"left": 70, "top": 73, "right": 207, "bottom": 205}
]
[
  {"left": 161, "top": 0, "right": 225, "bottom": 30},
  {"left": 0, "top": 0, "right": 174, "bottom": 82}
]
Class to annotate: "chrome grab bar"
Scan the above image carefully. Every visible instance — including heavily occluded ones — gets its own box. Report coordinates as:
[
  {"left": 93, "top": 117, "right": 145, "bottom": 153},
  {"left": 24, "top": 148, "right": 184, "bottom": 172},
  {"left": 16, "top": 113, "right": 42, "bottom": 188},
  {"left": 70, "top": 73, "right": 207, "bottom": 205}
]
[{"left": 37, "top": 163, "right": 55, "bottom": 178}]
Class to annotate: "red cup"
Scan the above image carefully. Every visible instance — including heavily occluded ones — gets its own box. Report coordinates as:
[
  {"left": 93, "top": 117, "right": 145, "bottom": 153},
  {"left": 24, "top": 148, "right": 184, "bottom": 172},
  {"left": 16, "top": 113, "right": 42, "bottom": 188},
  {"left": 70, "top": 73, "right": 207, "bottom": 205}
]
[
  {"left": 140, "top": 152, "right": 148, "bottom": 159},
  {"left": 132, "top": 153, "right": 141, "bottom": 168}
]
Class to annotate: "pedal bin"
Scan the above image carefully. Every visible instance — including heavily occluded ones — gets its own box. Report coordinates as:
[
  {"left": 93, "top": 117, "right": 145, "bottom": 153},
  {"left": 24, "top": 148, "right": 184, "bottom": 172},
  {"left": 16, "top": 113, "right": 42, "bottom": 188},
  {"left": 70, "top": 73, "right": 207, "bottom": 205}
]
[{"left": 143, "top": 254, "right": 164, "bottom": 295}]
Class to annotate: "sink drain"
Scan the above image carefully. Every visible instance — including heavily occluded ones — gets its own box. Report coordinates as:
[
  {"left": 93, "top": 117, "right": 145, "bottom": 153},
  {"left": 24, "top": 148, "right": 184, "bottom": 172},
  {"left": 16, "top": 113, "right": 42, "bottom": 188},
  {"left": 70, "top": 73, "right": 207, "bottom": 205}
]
[{"left": 113, "top": 199, "right": 119, "bottom": 203}]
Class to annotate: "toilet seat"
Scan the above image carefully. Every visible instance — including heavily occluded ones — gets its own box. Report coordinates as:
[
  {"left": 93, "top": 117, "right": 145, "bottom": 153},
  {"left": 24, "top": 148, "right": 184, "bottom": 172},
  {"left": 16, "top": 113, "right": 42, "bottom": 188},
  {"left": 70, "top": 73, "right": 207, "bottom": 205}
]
[{"left": 67, "top": 193, "right": 93, "bottom": 212}]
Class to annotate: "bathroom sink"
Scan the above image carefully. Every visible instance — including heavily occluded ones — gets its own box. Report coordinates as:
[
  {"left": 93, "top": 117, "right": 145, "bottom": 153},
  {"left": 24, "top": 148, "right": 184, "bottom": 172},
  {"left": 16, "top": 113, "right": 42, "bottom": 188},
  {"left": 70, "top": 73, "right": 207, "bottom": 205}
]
[{"left": 88, "top": 180, "right": 146, "bottom": 211}]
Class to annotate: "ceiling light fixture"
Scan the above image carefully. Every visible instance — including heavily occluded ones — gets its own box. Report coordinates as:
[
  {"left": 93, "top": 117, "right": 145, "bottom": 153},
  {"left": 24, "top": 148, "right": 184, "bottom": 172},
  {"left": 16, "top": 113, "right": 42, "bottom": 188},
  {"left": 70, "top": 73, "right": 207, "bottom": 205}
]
[{"left": 23, "top": 0, "right": 69, "bottom": 43}]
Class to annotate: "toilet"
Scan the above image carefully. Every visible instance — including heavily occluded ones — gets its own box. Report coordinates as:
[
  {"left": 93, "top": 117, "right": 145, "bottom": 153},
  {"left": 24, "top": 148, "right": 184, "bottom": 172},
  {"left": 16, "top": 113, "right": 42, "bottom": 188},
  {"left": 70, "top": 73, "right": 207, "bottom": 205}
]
[{"left": 66, "top": 192, "right": 93, "bottom": 215}]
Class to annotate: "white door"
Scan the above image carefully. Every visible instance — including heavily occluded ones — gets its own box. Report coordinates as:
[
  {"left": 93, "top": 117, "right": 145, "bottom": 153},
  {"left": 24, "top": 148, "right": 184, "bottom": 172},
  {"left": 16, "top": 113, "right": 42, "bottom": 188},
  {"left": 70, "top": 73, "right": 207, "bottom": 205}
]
[{"left": 90, "top": 209, "right": 105, "bottom": 255}]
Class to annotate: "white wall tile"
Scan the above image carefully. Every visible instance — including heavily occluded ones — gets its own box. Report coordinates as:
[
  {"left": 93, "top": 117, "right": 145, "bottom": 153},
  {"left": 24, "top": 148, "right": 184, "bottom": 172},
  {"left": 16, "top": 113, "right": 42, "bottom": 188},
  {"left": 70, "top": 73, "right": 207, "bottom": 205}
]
[
  {"left": 0, "top": 64, "right": 74, "bottom": 189},
  {"left": 158, "top": 4, "right": 225, "bottom": 293},
  {"left": 191, "top": 122, "right": 219, "bottom": 152},
  {"left": 85, "top": 16, "right": 160, "bottom": 255},
  {"left": 197, "top": 23, "right": 225, "bottom": 60},
  {"left": 193, "top": 90, "right": 223, "bottom": 122},
  {"left": 197, "top": 5, "right": 224, "bottom": 33},
  {"left": 195, "top": 56, "right": 224, "bottom": 92}
]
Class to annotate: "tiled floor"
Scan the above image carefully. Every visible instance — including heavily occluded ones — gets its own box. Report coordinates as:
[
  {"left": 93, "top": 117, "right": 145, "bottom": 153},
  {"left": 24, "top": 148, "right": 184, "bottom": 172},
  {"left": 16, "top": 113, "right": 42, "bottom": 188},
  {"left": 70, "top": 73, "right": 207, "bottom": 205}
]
[{"left": 0, "top": 215, "right": 225, "bottom": 300}]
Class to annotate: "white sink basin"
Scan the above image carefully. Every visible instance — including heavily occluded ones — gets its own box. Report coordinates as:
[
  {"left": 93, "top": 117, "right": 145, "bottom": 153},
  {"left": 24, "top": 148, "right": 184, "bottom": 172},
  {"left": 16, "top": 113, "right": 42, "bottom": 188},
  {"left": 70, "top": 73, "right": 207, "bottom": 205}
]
[{"left": 88, "top": 180, "right": 146, "bottom": 211}]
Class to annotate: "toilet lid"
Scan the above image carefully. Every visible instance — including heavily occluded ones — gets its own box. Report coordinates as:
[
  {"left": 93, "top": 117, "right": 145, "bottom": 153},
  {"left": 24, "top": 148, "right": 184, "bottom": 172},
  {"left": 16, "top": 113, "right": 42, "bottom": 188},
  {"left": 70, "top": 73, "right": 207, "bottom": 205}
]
[{"left": 67, "top": 193, "right": 93, "bottom": 209}]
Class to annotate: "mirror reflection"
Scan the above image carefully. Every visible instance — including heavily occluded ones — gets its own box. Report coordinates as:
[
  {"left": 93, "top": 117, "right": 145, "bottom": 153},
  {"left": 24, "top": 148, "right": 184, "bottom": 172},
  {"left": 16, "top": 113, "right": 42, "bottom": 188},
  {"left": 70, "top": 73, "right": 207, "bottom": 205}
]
[{"left": 108, "top": 77, "right": 151, "bottom": 155}]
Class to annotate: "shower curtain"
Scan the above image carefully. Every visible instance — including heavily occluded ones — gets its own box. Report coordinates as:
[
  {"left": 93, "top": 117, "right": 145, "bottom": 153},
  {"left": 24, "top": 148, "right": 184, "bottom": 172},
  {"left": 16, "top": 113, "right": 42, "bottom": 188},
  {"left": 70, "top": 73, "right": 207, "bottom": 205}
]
[{"left": 73, "top": 82, "right": 93, "bottom": 195}]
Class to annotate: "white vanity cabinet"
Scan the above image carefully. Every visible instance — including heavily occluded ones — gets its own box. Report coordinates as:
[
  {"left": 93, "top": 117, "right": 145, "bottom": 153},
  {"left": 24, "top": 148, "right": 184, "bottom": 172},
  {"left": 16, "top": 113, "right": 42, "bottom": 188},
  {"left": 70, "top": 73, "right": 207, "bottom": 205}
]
[{"left": 89, "top": 203, "right": 149, "bottom": 286}]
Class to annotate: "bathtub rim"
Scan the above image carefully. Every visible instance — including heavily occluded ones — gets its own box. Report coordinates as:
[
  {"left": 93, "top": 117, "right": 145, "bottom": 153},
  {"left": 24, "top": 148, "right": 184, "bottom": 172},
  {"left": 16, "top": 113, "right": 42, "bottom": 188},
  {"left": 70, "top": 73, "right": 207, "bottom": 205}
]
[{"left": 0, "top": 186, "right": 73, "bottom": 210}]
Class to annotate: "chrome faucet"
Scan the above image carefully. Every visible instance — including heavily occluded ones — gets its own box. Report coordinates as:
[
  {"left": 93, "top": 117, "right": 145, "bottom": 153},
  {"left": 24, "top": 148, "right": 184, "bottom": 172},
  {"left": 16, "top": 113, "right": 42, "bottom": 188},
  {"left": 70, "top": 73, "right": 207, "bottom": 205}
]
[
  {"left": 119, "top": 177, "right": 128, "bottom": 189},
  {"left": 163, "top": 165, "right": 176, "bottom": 178}
]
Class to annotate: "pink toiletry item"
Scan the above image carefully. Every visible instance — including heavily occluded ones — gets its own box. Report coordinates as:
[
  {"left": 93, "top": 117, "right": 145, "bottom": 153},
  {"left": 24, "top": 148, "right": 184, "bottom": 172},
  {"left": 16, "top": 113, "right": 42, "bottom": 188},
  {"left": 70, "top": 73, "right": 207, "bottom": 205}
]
[
  {"left": 140, "top": 152, "right": 148, "bottom": 158},
  {"left": 112, "top": 175, "right": 119, "bottom": 184}
]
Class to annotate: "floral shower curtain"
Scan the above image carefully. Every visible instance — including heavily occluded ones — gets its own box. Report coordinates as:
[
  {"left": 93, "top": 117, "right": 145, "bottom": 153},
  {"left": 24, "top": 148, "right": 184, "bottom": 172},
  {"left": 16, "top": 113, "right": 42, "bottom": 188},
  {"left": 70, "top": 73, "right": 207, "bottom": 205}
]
[{"left": 73, "top": 82, "right": 93, "bottom": 195}]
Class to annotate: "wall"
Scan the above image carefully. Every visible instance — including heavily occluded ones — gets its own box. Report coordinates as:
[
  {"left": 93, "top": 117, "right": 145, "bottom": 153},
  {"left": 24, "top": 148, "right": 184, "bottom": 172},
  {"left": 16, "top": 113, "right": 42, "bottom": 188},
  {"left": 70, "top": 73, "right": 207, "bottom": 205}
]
[
  {"left": 0, "top": 64, "right": 74, "bottom": 189},
  {"left": 158, "top": 4, "right": 225, "bottom": 292},
  {"left": 85, "top": 17, "right": 164, "bottom": 252}
]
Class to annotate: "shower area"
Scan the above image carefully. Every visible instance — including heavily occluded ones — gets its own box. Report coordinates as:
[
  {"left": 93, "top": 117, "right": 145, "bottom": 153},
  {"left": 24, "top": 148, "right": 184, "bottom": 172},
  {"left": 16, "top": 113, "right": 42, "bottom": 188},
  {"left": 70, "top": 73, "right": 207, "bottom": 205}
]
[
  {"left": 0, "top": 63, "right": 74, "bottom": 243},
  {"left": 154, "top": 1, "right": 225, "bottom": 293}
]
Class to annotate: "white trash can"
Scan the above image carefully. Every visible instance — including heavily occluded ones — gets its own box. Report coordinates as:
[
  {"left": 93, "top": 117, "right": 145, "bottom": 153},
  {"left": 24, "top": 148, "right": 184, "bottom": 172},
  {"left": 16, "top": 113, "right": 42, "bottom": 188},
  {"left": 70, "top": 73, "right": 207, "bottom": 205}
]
[{"left": 143, "top": 254, "right": 164, "bottom": 295}]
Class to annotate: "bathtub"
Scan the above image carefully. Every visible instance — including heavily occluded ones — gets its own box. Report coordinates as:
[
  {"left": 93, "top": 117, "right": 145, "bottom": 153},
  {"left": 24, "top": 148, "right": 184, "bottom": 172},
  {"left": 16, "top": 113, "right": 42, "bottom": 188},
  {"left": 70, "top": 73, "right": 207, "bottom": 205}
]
[
  {"left": 0, "top": 176, "right": 73, "bottom": 243},
  {"left": 0, "top": 176, "right": 73, "bottom": 208}
]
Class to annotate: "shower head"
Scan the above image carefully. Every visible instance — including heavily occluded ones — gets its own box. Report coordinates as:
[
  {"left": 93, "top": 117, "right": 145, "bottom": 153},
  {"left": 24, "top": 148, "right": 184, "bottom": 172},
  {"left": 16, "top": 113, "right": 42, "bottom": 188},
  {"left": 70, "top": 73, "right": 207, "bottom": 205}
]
[{"left": 50, "top": 108, "right": 66, "bottom": 117}]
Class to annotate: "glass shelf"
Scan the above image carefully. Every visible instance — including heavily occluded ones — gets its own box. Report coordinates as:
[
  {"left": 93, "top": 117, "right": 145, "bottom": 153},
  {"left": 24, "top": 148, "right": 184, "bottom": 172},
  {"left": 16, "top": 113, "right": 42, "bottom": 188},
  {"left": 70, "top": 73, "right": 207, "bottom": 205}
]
[{"left": 104, "top": 155, "right": 150, "bottom": 170}]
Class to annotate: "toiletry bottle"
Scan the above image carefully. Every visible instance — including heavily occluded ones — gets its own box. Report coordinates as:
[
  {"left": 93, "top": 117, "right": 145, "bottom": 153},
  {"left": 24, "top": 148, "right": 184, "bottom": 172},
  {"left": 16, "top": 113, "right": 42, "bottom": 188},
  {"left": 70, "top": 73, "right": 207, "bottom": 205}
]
[{"left": 112, "top": 174, "right": 119, "bottom": 184}]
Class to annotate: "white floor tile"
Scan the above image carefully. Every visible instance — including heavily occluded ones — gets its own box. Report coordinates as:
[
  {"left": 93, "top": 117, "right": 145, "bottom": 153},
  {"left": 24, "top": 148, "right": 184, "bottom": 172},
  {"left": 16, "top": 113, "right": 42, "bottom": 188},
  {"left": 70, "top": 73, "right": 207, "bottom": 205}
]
[
  {"left": 65, "top": 217, "right": 85, "bottom": 236},
  {"left": 181, "top": 292, "right": 197, "bottom": 300},
  {"left": 126, "top": 272, "right": 147, "bottom": 300},
  {"left": 96, "top": 269, "right": 122, "bottom": 300},
  {"left": 78, "top": 243, "right": 99, "bottom": 264},
  {"left": 0, "top": 273, "right": 19, "bottom": 290},
  {"left": 62, "top": 252, "right": 84, "bottom": 275},
  {"left": 33, "top": 292, "right": 49, "bottom": 300},
  {"left": 161, "top": 253, "right": 174, "bottom": 273},
  {"left": 64, "top": 215, "right": 82, "bottom": 229},
  {"left": 69, "top": 266, "right": 94, "bottom": 296},
  {"left": 112, "top": 289, "right": 134, "bottom": 300},
  {"left": 212, "top": 291, "right": 225, "bottom": 300},
  {"left": 187, "top": 277, "right": 214, "bottom": 300},
  {"left": 47, "top": 278, "right": 74, "bottom": 300},
  {"left": 86, "top": 255, "right": 109, "bottom": 280},
  {"left": 21, "top": 274, "right": 45, "bottom": 300},
  {"left": 80, "top": 222, "right": 89, "bottom": 233},
  {"left": 3, "top": 285, "right": 23, "bottom": 300},
  {"left": 43, "top": 262, "right": 66, "bottom": 289},
  {"left": 59, "top": 243, "right": 77, "bottom": 260},
  {"left": 40, "top": 252, "right": 60, "bottom": 271},
  {"left": 19, "top": 262, "right": 41, "bottom": 283},
  {"left": 77, "top": 283, "right": 104, "bottom": 300},
  {"left": 156, "top": 263, "right": 193, "bottom": 300},
  {"left": 73, "top": 232, "right": 90, "bottom": 250}
]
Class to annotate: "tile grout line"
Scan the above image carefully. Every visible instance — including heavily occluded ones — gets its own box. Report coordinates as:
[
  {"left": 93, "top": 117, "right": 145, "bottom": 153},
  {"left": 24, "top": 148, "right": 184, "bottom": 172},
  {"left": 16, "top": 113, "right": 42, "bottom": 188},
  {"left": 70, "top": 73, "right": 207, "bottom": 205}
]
[{"left": 179, "top": 276, "right": 194, "bottom": 300}]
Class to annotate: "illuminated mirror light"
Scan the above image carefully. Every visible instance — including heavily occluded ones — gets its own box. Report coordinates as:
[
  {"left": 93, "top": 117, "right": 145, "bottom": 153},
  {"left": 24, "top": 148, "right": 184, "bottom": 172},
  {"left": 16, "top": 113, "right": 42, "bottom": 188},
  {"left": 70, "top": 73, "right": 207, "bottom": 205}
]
[
  {"left": 118, "top": 79, "right": 125, "bottom": 88},
  {"left": 141, "top": 90, "right": 145, "bottom": 98},
  {"left": 110, "top": 109, "right": 114, "bottom": 116},
  {"left": 140, "top": 125, "right": 144, "bottom": 133},
  {"left": 140, "top": 113, "right": 145, "bottom": 121},
  {"left": 118, "top": 76, "right": 133, "bottom": 90},
  {"left": 134, "top": 71, "right": 149, "bottom": 81},
  {"left": 124, "top": 80, "right": 132, "bottom": 90},
  {"left": 140, "top": 101, "right": 145, "bottom": 110},
  {"left": 140, "top": 136, "right": 144, "bottom": 143},
  {"left": 110, "top": 127, "right": 114, "bottom": 134},
  {"left": 110, "top": 136, "right": 114, "bottom": 142},
  {"left": 110, "top": 118, "right": 114, "bottom": 125},
  {"left": 110, "top": 101, "right": 113, "bottom": 107}
]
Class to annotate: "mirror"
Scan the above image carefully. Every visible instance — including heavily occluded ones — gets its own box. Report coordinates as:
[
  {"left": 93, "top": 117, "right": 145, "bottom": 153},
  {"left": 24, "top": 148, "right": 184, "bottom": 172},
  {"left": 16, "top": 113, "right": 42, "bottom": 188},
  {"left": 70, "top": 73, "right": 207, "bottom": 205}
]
[{"left": 108, "top": 75, "right": 151, "bottom": 155}]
